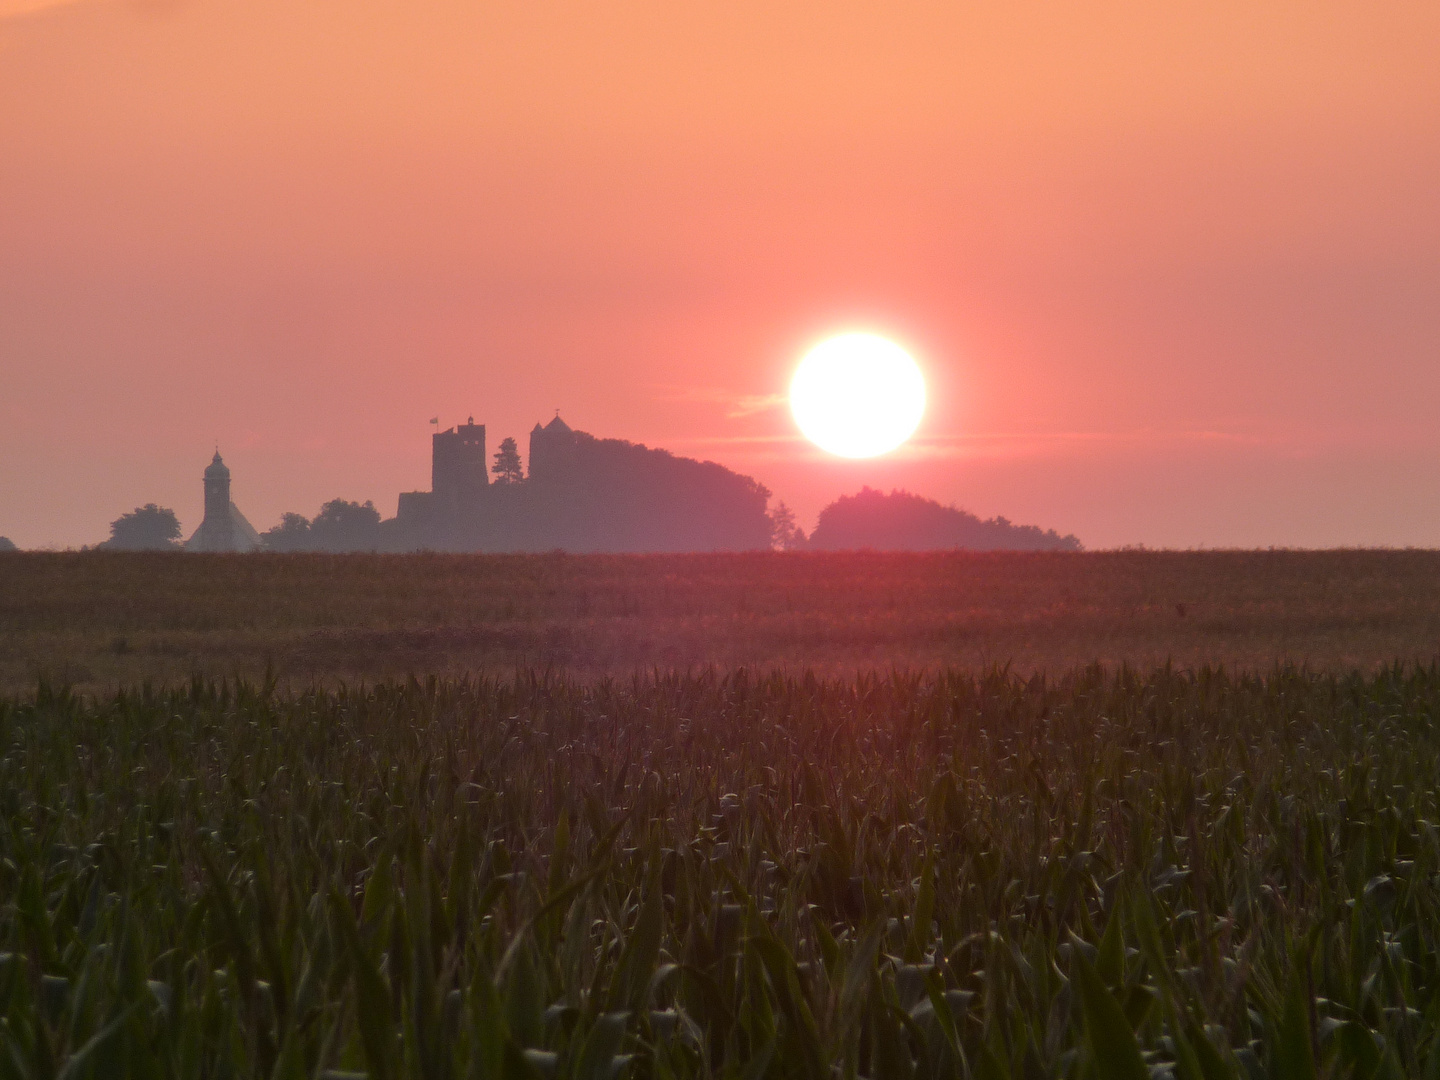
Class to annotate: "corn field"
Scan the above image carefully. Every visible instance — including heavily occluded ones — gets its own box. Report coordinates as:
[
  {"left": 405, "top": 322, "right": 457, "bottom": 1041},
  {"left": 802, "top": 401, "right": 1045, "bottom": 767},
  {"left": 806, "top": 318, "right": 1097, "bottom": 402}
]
[{"left": 3, "top": 664, "right": 1440, "bottom": 1078}]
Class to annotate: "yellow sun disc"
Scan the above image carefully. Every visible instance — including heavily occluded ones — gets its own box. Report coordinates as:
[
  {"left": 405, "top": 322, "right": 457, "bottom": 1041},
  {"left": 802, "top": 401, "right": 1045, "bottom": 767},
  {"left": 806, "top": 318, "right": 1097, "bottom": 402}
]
[{"left": 790, "top": 333, "right": 926, "bottom": 458}]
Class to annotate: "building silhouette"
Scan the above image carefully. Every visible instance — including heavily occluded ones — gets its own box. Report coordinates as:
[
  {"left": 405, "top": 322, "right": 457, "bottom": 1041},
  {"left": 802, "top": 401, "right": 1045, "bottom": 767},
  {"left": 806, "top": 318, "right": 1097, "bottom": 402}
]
[
  {"left": 393, "top": 412, "right": 772, "bottom": 552},
  {"left": 526, "top": 413, "right": 573, "bottom": 480},
  {"left": 397, "top": 417, "right": 488, "bottom": 525},
  {"left": 185, "top": 451, "right": 261, "bottom": 551},
  {"left": 434, "top": 417, "right": 488, "bottom": 505}
]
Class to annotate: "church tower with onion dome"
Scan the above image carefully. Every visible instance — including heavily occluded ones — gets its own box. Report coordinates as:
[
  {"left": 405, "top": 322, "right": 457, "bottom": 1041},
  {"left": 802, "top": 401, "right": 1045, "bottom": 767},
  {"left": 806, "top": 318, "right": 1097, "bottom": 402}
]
[
  {"left": 203, "top": 451, "right": 231, "bottom": 523},
  {"left": 185, "top": 451, "right": 262, "bottom": 552}
]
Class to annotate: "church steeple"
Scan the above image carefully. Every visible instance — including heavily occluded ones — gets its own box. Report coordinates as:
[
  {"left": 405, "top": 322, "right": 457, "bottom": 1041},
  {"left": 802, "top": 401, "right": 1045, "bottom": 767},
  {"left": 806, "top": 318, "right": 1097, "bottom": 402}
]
[
  {"left": 184, "top": 450, "right": 260, "bottom": 552},
  {"left": 203, "top": 451, "right": 232, "bottom": 527}
]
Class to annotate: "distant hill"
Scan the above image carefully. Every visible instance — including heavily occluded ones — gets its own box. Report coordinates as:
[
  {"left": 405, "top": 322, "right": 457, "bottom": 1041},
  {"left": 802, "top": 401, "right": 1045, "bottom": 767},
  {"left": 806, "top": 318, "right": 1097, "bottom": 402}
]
[
  {"left": 0, "top": 537, "right": 15, "bottom": 552},
  {"left": 508, "top": 428, "right": 773, "bottom": 552},
  {"left": 807, "top": 487, "right": 1081, "bottom": 551}
]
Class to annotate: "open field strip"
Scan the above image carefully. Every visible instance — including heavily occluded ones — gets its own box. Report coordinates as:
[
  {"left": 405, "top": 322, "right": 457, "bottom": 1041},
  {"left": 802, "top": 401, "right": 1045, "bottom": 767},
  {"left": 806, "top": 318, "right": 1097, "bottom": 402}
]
[{"left": 4, "top": 550, "right": 1440, "bottom": 691}]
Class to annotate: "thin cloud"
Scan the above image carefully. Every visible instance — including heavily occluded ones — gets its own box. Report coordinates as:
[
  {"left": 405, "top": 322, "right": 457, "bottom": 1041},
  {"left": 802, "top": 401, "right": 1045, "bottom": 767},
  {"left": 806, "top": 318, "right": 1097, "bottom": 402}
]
[
  {"left": 670, "top": 427, "right": 1275, "bottom": 464},
  {"left": 654, "top": 385, "right": 789, "bottom": 418},
  {"left": 892, "top": 429, "right": 1272, "bottom": 462},
  {"left": 725, "top": 393, "right": 789, "bottom": 419},
  {"left": 671, "top": 434, "right": 805, "bottom": 446}
]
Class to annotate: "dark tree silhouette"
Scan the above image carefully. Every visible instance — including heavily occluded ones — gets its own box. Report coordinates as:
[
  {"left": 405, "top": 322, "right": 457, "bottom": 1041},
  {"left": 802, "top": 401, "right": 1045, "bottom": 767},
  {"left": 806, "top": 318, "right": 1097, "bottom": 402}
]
[
  {"left": 260, "top": 512, "right": 313, "bottom": 552},
  {"left": 491, "top": 436, "right": 524, "bottom": 484},
  {"left": 104, "top": 504, "right": 182, "bottom": 550},
  {"left": 309, "top": 499, "right": 381, "bottom": 552},
  {"left": 808, "top": 488, "right": 1082, "bottom": 552},
  {"left": 0, "top": 537, "right": 16, "bottom": 552},
  {"left": 767, "top": 501, "right": 807, "bottom": 550},
  {"left": 519, "top": 429, "right": 772, "bottom": 552}
]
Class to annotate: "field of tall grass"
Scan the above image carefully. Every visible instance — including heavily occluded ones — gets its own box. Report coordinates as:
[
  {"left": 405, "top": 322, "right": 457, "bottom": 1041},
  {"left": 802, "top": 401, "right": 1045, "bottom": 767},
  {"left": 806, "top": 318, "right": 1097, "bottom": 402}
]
[
  {"left": 5, "top": 550, "right": 1440, "bottom": 691},
  {"left": 5, "top": 663, "right": 1440, "bottom": 1077}
]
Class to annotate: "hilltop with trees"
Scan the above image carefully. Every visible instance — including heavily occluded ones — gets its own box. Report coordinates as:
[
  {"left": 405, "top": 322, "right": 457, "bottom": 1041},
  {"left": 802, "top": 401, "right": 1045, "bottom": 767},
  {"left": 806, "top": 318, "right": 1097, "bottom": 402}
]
[
  {"left": 807, "top": 487, "right": 1081, "bottom": 552},
  {"left": 389, "top": 416, "right": 775, "bottom": 553}
]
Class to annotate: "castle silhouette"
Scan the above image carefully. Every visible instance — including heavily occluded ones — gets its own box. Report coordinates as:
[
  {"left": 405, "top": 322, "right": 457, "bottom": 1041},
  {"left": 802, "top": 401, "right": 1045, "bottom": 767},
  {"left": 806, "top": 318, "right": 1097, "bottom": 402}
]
[
  {"left": 395, "top": 415, "right": 494, "bottom": 523},
  {"left": 182, "top": 417, "right": 1079, "bottom": 554},
  {"left": 391, "top": 414, "right": 773, "bottom": 552}
]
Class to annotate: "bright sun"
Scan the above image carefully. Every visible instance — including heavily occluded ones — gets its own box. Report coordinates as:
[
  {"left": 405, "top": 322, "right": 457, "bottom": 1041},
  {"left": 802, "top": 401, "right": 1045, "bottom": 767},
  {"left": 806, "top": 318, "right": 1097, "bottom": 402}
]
[{"left": 790, "top": 333, "right": 926, "bottom": 458}]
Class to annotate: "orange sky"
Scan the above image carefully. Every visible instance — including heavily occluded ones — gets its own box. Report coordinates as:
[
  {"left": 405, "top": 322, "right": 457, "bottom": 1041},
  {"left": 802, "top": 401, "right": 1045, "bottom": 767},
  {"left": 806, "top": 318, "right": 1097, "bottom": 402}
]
[{"left": 3, "top": 1, "right": 1440, "bottom": 548}]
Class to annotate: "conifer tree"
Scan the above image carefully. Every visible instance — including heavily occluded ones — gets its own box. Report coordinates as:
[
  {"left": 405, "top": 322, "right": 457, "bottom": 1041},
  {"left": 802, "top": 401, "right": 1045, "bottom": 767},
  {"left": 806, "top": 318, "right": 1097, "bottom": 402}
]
[{"left": 492, "top": 436, "right": 524, "bottom": 483}]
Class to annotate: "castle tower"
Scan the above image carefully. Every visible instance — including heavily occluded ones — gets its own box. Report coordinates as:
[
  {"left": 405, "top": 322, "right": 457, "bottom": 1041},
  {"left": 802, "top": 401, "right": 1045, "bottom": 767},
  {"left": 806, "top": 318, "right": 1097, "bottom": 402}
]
[
  {"left": 432, "top": 417, "right": 488, "bottom": 507},
  {"left": 185, "top": 451, "right": 262, "bottom": 552},
  {"left": 526, "top": 413, "right": 574, "bottom": 482}
]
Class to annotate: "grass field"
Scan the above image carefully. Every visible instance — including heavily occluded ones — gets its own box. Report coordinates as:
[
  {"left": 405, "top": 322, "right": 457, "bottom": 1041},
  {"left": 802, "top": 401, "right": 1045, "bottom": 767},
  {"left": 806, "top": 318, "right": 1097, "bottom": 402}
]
[
  {"left": 5, "top": 665, "right": 1440, "bottom": 1077},
  {"left": 4, "top": 550, "right": 1440, "bottom": 692},
  {"left": 5, "top": 550, "right": 1440, "bottom": 1077}
]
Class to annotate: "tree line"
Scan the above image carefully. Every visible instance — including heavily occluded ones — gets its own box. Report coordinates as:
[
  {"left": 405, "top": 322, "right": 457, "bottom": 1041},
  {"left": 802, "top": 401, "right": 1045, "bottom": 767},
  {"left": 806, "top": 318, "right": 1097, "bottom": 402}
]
[
  {"left": 92, "top": 487, "right": 1079, "bottom": 553},
  {"left": 95, "top": 499, "right": 387, "bottom": 552},
  {"left": 89, "top": 440, "right": 1080, "bottom": 552}
]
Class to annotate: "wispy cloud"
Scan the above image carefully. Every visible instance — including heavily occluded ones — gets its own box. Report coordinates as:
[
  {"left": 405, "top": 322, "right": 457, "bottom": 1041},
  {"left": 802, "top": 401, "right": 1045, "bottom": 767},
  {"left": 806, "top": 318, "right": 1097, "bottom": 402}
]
[
  {"left": 670, "top": 434, "right": 805, "bottom": 446},
  {"left": 653, "top": 385, "right": 789, "bottom": 418},
  {"left": 668, "top": 427, "right": 1275, "bottom": 464},
  {"left": 908, "top": 428, "right": 1268, "bottom": 455}
]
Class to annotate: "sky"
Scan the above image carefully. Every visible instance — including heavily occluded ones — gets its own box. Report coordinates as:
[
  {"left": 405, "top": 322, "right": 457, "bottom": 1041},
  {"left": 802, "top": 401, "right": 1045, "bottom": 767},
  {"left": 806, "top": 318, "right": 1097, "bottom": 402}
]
[{"left": 3, "top": 1, "right": 1440, "bottom": 550}]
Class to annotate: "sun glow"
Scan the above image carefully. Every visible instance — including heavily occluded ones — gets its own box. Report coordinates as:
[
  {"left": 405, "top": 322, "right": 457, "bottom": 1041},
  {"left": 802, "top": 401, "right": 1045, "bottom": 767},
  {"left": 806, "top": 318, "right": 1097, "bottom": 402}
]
[{"left": 790, "top": 333, "right": 926, "bottom": 458}]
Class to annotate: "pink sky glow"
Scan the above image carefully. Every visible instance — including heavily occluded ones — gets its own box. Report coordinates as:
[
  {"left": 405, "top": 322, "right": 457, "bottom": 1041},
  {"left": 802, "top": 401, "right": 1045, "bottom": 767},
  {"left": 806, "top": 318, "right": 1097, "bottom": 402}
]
[{"left": 3, "top": 1, "right": 1440, "bottom": 548}]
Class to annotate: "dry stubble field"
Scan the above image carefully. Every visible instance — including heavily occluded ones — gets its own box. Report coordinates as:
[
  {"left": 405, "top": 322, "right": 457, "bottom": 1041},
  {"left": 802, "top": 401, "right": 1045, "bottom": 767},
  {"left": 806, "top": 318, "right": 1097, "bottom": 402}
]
[{"left": 2, "top": 548, "right": 1439, "bottom": 691}]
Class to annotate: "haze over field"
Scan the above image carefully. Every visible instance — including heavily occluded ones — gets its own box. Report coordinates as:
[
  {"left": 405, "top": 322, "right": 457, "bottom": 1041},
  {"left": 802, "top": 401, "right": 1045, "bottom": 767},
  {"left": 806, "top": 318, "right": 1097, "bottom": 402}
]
[
  {"left": 3, "top": 2, "right": 1440, "bottom": 548},
  {"left": 7, "top": 550, "right": 1439, "bottom": 693}
]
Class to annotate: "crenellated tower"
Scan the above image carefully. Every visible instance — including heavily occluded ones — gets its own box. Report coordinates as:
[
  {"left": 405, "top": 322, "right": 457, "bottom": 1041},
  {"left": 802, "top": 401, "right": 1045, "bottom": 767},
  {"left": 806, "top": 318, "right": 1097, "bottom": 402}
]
[{"left": 433, "top": 417, "right": 488, "bottom": 507}]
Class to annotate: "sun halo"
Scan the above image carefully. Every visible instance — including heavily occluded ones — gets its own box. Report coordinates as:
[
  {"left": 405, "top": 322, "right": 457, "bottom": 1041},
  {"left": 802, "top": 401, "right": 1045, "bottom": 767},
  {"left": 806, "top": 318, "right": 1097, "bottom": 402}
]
[{"left": 789, "top": 333, "right": 926, "bottom": 459}]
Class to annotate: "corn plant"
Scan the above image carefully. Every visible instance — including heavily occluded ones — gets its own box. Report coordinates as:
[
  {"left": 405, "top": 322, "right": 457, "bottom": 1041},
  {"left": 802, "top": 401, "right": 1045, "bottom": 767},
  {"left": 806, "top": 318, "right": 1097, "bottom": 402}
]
[{"left": 3, "top": 664, "right": 1440, "bottom": 1077}]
